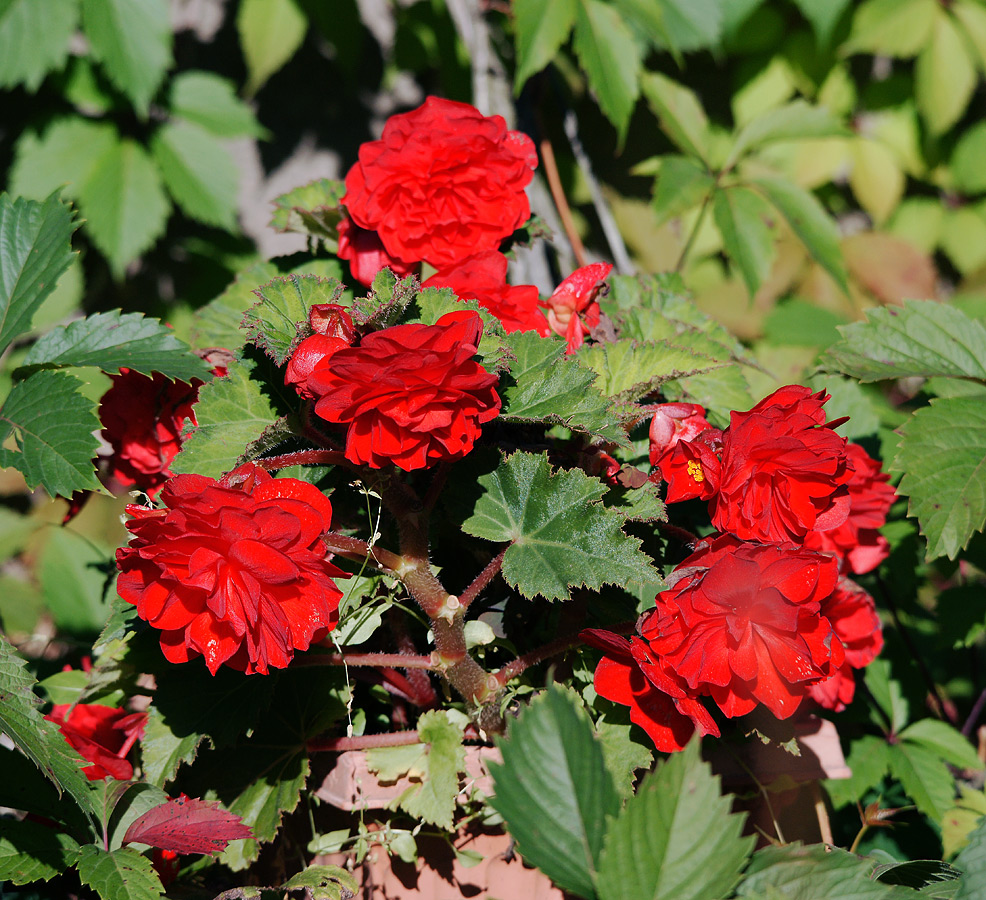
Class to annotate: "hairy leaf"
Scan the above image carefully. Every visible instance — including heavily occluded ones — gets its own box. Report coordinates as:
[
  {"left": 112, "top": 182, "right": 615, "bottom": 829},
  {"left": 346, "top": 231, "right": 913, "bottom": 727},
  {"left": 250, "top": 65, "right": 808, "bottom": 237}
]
[
  {"left": 282, "top": 866, "right": 359, "bottom": 900},
  {"left": 77, "top": 845, "right": 164, "bottom": 900},
  {"left": 270, "top": 178, "right": 346, "bottom": 243},
  {"left": 462, "top": 451, "right": 660, "bottom": 601},
  {"left": 954, "top": 816, "right": 986, "bottom": 899}
]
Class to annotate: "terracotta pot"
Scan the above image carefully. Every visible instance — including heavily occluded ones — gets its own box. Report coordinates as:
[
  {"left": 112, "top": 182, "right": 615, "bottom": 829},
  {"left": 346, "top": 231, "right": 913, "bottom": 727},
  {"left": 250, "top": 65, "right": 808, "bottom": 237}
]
[{"left": 314, "top": 746, "right": 566, "bottom": 899}]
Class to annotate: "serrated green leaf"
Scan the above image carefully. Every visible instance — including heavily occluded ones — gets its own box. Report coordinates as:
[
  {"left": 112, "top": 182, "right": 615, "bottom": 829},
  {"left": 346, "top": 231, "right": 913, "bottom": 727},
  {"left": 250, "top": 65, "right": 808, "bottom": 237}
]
[
  {"left": 865, "top": 658, "right": 910, "bottom": 734},
  {"left": 282, "top": 866, "right": 359, "bottom": 900},
  {"left": 605, "top": 479, "right": 667, "bottom": 524},
  {"left": 822, "top": 300, "right": 986, "bottom": 383},
  {"left": 395, "top": 711, "right": 466, "bottom": 830},
  {"left": 21, "top": 310, "right": 211, "bottom": 381},
  {"left": 727, "top": 100, "right": 849, "bottom": 167},
  {"left": 270, "top": 178, "right": 346, "bottom": 243},
  {"left": 844, "top": 0, "right": 937, "bottom": 58},
  {"left": 751, "top": 174, "right": 848, "bottom": 293},
  {"left": 0, "top": 370, "right": 102, "bottom": 496},
  {"left": 169, "top": 357, "right": 276, "bottom": 479},
  {"left": 77, "top": 845, "right": 164, "bottom": 900},
  {"left": 500, "top": 330, "right": 626, "bottom": 446},
  {"left": 664, "top": 367, "right": 753, "bottom": 429},
  {"left": 892, "top": 395, "right": 986, "bottom": 560},
  {"left": 873, "top": 859, "right": 962, "bottom": 890},
  {"left": 490, "top": 686, "right": 621, "bottom": 899},
  {"left": 462, "top": 451, "right": 659, "bottom": 601},
  {"left": 713, "top": 186, "right": 777, "bottom": 298},
  {"left": 595, "top": 720, "right": 652, "bottom": 798},
  {"left": 168, "top": 70, "right": 268, "bottom": 138},
  {"left": 612, "top": 0, "right": 671, "bottom": 50},
  {"left": 889, "top": 740, "right": 956, "bottom": 824},
  {"left": 790, "top": 0, "right": 851, "bottom": 45},
  {"left": 513, "top": 0, "right": 576, "bottom": 89},
  {"left": 0, "top": 818, "right": 79, "bottom": 884},
  {"left": 189, "top": 260, "right": 280, "bottom": 352},
  {"left": 573, "top": 0, "right": 641, "bottom": 143},
  {"left": 916, "top": 11, "right": 977, "bottom": 136},
  {"left": 953, "top": 815, "right": 986, "bottom": 897},
  {"left": 0, "top": 192, "right": 77, "bottom": 355},
  {"left": 0, "top": 0, "right": 78, "bottom": 91},
  {"left": 598, "top": 739, "right": 754, "bottom": 900},
  {"left": 237, "top": 0, "right": 308, "bottom": 95},
  {"left": 81, "top": 0, "right": 172, "bottom": 116},
  {"left": 738, "top": 844, "right": 918, "bottom": 899},
  {"left": 652, "top": 156, "right": 714, "bottom": 224},
  {"left": 244, "top": 273, "right": 346, "bottom": 365},
  {"left": 658, "top": 0, "right": 723, "bottom": 52},
  {"left": 580, "top": 338, "right": 727, "bottom": 410},
  {"left": 824, "top": 734, "right": 891, "bottom": 809},
  {"left": 641, "top": 72, "right": 711, "bottom": 163},
  {"left": 151, "top": 121, "right": 239, "bottom": 231},
  {"left": 0, "top": 634, "right": 97, "bottom": 825},
  {"left": 901, "top": 720, "right": 984, "bottom": 772}
]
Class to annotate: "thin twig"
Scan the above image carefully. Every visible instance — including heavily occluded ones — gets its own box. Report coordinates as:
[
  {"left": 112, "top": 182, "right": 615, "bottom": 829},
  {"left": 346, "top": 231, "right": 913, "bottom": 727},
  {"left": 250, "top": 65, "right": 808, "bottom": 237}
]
[
  {"left": 539, "top": 133, "right": 588, "bottom": 267},
  {"left": 459, "top": 547, "right": 507, "bottom": 610},
  {"left": 307, "top": 731, "right": 421, "bottom": 753},
  {"left": 493, "top": 633, "right": 583, "bottom": 687},
  {"left": 962, "top": 687, "right": 986, "bottom": 738},
  {"left": 674, "top": 189, "right": 714, "bottom": 273}
]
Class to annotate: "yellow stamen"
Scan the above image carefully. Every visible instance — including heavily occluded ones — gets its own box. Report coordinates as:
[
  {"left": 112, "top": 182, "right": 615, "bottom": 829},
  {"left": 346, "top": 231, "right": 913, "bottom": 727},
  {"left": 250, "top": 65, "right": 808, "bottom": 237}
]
[{"left": 686, "top": 459, "right": 704, "bottom": 483}]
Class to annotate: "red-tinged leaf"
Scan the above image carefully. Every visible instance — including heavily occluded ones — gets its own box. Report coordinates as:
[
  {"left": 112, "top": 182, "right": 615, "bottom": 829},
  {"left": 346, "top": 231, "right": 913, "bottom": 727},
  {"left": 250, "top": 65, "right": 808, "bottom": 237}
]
[{"left": 122, "top": 796, "right": 252, "bottom": 856}]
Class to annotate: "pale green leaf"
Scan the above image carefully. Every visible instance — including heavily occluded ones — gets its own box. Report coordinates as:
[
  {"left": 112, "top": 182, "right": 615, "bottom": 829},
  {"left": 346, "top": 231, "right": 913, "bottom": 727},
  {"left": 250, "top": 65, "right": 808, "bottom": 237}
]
[
  {"left": 844, "top": 0, "right": 938, "bottom": 58},
  {"left": 0, "top": 370, "right": 102, "bottom": 496},
  {"left": 954, "top": 816, "right": 986, "bottom": 898},
  {"left": 573, "top": 0, "right": 641, "bottom": 143},
  {"left": 0, "top": 0, "right": 78, "bottom": 91},
  {"left": 751, "top": 174, "right": 848, "bottom": 293},
  {"left": 77, "top": 845, "right": 164, "bottom": 900},
  {"left": 944, "top": 786, "right": 986, "bottom": 858},
  {"left": 865, "top": 658, "right": 911, "bottom": 734},
  {"left": 270, "top": 178, "right": 346, "bottom": 243},
  {"left": 889, "top": 741, "right": 957, "bottom": 824},
  {"left": 915, "top": 11, "right": 977, "bottom": 136},
  {"left": 849, "top": 138, "right": 905, "bottom": 225},
  {"left": 597, "top": 739, "right": 754, "bottom": 900},
  {"left": 500, "top": 330, "right": 627, "bottom": 446},
  {"left": 396, "top": 711, "right": 466, "bottom": 830},
  {"left": 652, "top": 156, "right": 714, "bottom": 224},
  {"left": 641, "top": 72, "right": 711, "bottom": 163},
  {"left": 168, "top": 70, "right": 267, "bottom": 138},
  {"left": 951, "top": 121, "right": 986, "bottom": 195},
  {"left": 713, "top": 186, "right": 777, "bottom": 298},
  {"left": 151, "top": 121, "right": 239, "bottom": 231},
  {"left": 490, "top": 685, "right": 621, "bottom": 899},
  {"left": 462, "top": 451, "right": 660, "bottom": 601},
  {"left": 237, "top": 0, "right": 308, "bottom": 95},
  {"left": 658, "top": 0, "right": 723, "bottom": 52},
  {"left": 244, "top": 273, "right": 346, "bottom": 365},
  {"left": 81, "top": 0, "right": 172, "bottom": 116},
  {"left": 0, "top": 818, "right": 79, "bottom": 884},
  {"left": 22, "top": 310, "right": 211, "bottom": 380},
  {"left": 892, "top": 394, "right": 986, "bottom": 560},
  {"left": 953, "top": 0, "right": 986, "bottom": 74},
  {"left": 512, "top": 0, "right": 576, "bottom": 89},
  {"left": 727, "top": 100, "right": 849, "bottom": 167},
  {"left": 282, "top": 866, "right": 359, "bottom": 900},
  {"left": 0, "top": 192, "right": 77, "bottom": 355},
  {"left": 901, "top": 720, "right": 984, "bottom": 772},
  {"left": 39, "top": 529, "right": 112, "bottom": 635},
  {"left": 790, "top": 0, "right": 852, "bottom": 45}
]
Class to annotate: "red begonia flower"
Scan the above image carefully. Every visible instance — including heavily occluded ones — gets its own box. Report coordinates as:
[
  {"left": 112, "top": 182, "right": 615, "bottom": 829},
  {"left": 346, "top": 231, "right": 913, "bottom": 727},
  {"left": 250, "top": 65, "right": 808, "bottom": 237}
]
[
  {"left": 804, "top": 442, "right": 896, "bottom": 574},
  {"left": 337, "top": 217, "right": 419, "bottom": 287},
  {"left": 423, "top": 250, "right": 550, "bottom": 335},
  {"left": 581, "top": 628, "right": 719, "bottom": 753},
  {"left": 284, "top": 303, "right": 357, "bottom": 400},
  {"left": 641, "top": 535, "right": 845, "bottom": 720},
  {"left": 808, "top": 578, "right": 883, "bottom": 712},
  {"left": 308, "top": 311, "right": 501, "bottom": 471},
  {"left": 116, "top": 463, "right": 347, "bottom": 675},
  {"left": 342, "top": 96, "right": 537, "bottom": 269},
  {"left": 99, "top": 369, "right": 204, "bottom": 496},
  {"left": 45, "top": 703, "right": 147, "bottom": 781},
  {"left": 711, "top": 385, "right": 852, "bottom": 544},
  {"left": 657, "top": 433, "right": 723, "bottom": 503},
  {"left": 541, "top": 262, "right": 613, "bottom": 352},
  {"left": 648, "top": 402, "right": 714, "bottom": 467}
]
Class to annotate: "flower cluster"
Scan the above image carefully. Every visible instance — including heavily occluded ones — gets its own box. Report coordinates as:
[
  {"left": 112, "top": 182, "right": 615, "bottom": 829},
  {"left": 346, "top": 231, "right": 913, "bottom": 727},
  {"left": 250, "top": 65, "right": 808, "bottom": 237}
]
[
  {"left": 116, "top": 462, "right": 347, "bottom": 675},
  {"left": 586, "top": 385, "right": 891, "bottom": 751}
]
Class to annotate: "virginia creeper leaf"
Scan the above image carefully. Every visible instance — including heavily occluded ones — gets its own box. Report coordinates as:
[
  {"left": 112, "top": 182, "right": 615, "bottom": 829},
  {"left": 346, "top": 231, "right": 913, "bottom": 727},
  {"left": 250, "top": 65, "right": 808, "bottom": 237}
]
[
  {"left": 900, "top": 720, "right": 985, "bottom": 772},
  {"left": 888, "top": 740, "right": 956, "bottom": 824},
  {"left": 0, "top": 817, "right": 79, "bottom": 884},
  {"left": 843, "top": 0, "right": 937, "bottom": 58},
  {"left": 790, "top": 0, "right": 852, "bottom": 45},
  {"left": 727, "top": 100, "right": 849, "bottom": 167},
  {"left": 237, "top": 0, "right": 308, "bottom": 95},
  {"left": 123, "top": 796, "right": 252, "bottom": 855},
  {"left": 77, "top": 845, "right": 164, "bottom": 900},
  {"left": 652, "top": 156, "right": 714, "bottom": 224},
  {"left": 512, "top": 0, "right": 576, "bottom": 90},
  {"left": 915, "top": 10, "right": 977, "bottom": 136},
  {"left": 658, "top": 0, "right": 723, "bottom": 51},
  {"left": 168, "top": 70, "right": 268, "bottom": 138},
  {"left": 0, "top": 0, "right": 78, "bottom": 91},
  {"left": 712, "top": 186, "right": 777, "bottom": 298},
  {"left": 641, "top": 72, "right": 711, "bottom": 163}
]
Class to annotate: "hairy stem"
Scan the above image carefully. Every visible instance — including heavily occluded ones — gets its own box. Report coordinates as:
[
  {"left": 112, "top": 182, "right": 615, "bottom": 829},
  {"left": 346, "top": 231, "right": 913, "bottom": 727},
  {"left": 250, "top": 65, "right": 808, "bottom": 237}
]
[
  {"left": 295, "top": 651, "right": 436, "bottom": 669},
  {"left": 256, "top": 449, "right": 350, "bottom": 470},
  {"left": 493, "top": 632, "right": 582, "bottom": 687},
  {"left": 321, "top": 531, "right": 403, "bottom": 574},
  {"left": 459, "top": 547, "right": 506, "bottom": 610},
  {"left": 307, "top": 731, "right": 421, "bottom": 753}
]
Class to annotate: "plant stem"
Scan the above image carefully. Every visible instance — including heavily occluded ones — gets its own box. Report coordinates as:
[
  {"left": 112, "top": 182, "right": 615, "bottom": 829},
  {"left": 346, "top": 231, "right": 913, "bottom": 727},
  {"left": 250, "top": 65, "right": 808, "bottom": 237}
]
[
  {"left": 295, "top": 651, "right": 436, "bottom": 669},
  {"left": 657, "top": 521, "right": 703, "bottom": 550},
  {"left": 307, "top": 731, "right": 421, "bottom": 753},
  {"left": 321, "top": 531, "right": 403, "bottom": 574},
  {"left": 962, "top": 687, "right": 986, "bottom": 738},
  {"left": 459, "top": 547, "right": 506, "bottom": 610},
  {"left": 256, "top": 449, "right": 350, "bottom": 470},
  {"left": 493, "top": 632, "right": 582, "bottom": 687},
  {"left": 538, "top": 131, "right": 588, "bottom": 267},
  {"left": 674, "top": 188, "right": 713, "bottom": 274}
]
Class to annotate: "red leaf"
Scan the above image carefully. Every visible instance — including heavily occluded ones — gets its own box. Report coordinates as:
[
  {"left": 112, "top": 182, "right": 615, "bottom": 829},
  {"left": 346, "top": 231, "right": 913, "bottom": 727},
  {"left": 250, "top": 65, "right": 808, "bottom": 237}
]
[{"left": 122, "top": 795, "right": 252, "bottom": 856}]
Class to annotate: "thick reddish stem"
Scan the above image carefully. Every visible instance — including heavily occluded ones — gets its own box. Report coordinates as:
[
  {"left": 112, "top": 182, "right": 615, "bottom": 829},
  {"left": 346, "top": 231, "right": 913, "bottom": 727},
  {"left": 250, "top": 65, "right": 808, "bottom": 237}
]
[
  {"left": 295, "top": 651, "right": 436, "bottom": 669},
  {"left": 459, "top": 547, "right": 506, "bottom": 610},
  {"left": 307, "top": 731, "right": 421, "bottom": 752},
  {"left": 256, "top": 449, "right": 349, "bottom": 470},
  {"left": 320, "top": 532, "right": 404, "bottom": 574}
]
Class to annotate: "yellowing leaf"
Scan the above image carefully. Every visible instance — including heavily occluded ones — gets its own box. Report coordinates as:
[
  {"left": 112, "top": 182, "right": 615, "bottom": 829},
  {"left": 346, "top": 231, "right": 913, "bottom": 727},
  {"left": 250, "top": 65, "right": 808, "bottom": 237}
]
[
  {"left": 844, "top": 0, "right": 937, "bottom": 58},
  {"left": 849, "top": 138, "right": 905, "bottom": 224}
]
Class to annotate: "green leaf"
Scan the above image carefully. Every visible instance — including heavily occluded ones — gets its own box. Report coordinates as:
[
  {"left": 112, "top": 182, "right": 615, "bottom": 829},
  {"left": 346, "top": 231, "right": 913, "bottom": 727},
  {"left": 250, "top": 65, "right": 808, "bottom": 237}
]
[
  {"left": 751, "top": 174, "right": 848, "bottom": 293},
  {"left": 0, "top": 0, "right": 78, "bottom": 91},
  {"left": 727, "top": 100, "right": 849, "bottom": 167},
  {"left": 80, "top": 0, "right": 172, "bottom": 116},
  {"left": 872, "top": 860, "right": 962, "bottom": 890},
  {"left": 500, "top": 330, "right": 627, "bottom": 446},
  {"left": 954, "top": 816, "right": 986, "bottom": 898},
  {"left": 169, "top": 356, "right": 276, "bottom": 479},
  {"left": 237, "top": 0, "right": 308, "bottom": 95},
  {"left": 658, "top": 0, "right": 723, "bottom": 52},
  {"left": 951, "top": 121, "right": 986, "bottom": 195},
  {"left": 512, "top": 0, "right": 576, "bottom": 90},
  {"left": 595, "top": 720, "right": 653, "bottom": 798},
  {"left": 944, "top": 787, "right": 986, "bottom": 858},
  {"left": 790, "top": 0, "right": 851, "bottom": 45},
  {"left": 462, "top": 451, "right": 660, "bottom": 601},
  {"left": 824, "top": 734, "right": 891, "bottom": 810},
  {"left": 189, "top": 260, "right": 280, "bottom": 353},
  {"left": 490, "top": 685, "right": 621, "bottom": 899},
  {"left": 9, "top": 118, "right": 116, "bottom": 201},
  {"left": 270, "top": 178, "right": 346, "bottom": 245},
  {"left": 892, "top": 395, "right": 986, "bottom": 560},
  {"left": 901, "top": 720, "right": 984, "bottom": 772},
  {"left": 21, "top": 310, "right": 211, "bottom": 381},
  {"left": 916, "top": 11, "right": 977, "bottom": 136},
  {"left": 39, "top": 529, "right": 113, "bottom": 635},
  {"left": 151, "top": 122, "right": 239, "bottom": 231},
  {"left": 641, "top": 72, "right": 711, "bottom": 163},
  {"left": 244, "top": 273, "right": 346, "bottom": 365},
  {"left": 0, "top": 192, "right": 78, "bottom": 356},
  {"left": 0, "top": 370, "right": 102, "bottom": 496},
  {"left": 738, "top": 844, "right": 919, "bottom": 899},
  {"left": 597, "top": 739, "right": 754, "bottom": 900},
  {"left": 865, "top": 658, "right": 910, "bottom": 734},
  {"left": 821, "top": 300, "right": 986, "bottom": 383},
  {"left": 713, "top": 186, "right": 777, "bottom": 298},
  {"left": 572, "top": 0, "right": 641, "bottom": 143},
  {"left": 844, "top": 0, "right": 938, "bottom": 58},
  {"left": 0, "top": 818, "right": 79, "bottom": 884},
  {"left": 954, "top": 0, "right": 986, "bottom": 75},
  {"left": 888, "top": 740, "right": 957, "bottom": 824},
  {"left": 168, "top": 70, "right": 268, "bottom": 138},
  {"left": 652, "top": 156, "right": 714, "bottom": 224},
  {"left": 77, "top": 845, "right": 164, "bottom": 900},
  {"left": 282, "top": 866, "right": 359, "bottom": 900},
  {"left": 0, "top": 634, "right": 96, "bottom": 824}
]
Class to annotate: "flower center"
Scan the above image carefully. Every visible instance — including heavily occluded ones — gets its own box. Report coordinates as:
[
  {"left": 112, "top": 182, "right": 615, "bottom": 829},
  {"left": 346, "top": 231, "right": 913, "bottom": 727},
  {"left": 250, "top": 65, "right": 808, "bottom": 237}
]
[{"left": 687, "top": 459, "right": 705, "bottom": 483}]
